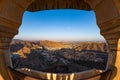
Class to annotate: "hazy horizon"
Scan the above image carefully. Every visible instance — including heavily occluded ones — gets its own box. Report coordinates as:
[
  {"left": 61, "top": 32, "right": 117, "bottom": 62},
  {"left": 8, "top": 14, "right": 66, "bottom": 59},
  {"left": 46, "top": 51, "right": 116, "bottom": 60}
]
[
  {"left": 14, "top": 9, "right": 105, "bottom": 42},
  {"left": 13, "top": 38, "right": 106, "bottom": 42}
]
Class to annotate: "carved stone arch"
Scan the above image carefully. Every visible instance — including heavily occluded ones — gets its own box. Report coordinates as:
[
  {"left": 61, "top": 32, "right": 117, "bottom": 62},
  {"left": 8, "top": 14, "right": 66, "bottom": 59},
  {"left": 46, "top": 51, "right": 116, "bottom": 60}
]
[{"left": 0, "top": 0, "right": 120, "bottom": 80}]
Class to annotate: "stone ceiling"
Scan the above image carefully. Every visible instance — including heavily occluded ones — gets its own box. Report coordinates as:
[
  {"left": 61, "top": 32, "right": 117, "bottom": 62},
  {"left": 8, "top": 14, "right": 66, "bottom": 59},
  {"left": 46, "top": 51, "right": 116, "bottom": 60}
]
[{"left": 27, "top": 0, "right": 91, "bottom": 12}]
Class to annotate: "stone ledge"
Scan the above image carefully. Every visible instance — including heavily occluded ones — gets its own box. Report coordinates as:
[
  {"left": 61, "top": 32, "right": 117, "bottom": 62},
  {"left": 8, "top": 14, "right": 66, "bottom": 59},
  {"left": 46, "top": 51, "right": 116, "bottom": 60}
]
[{"left": 17, "top": 68, "right": 103, "bottom": 80}]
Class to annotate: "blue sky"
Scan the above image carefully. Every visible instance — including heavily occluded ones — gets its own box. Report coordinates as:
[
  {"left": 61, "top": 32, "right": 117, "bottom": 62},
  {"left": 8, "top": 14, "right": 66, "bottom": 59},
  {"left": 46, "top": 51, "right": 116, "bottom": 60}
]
[{"left": 14, "top": 9, "right": 105, "bottom": 41}]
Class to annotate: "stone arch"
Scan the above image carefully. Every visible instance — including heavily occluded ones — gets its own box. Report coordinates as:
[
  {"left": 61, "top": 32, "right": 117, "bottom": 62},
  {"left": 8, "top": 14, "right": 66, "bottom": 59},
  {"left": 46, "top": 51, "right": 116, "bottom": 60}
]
[{"left": 0, "top": 0, "right": 120, "bottom": 80}]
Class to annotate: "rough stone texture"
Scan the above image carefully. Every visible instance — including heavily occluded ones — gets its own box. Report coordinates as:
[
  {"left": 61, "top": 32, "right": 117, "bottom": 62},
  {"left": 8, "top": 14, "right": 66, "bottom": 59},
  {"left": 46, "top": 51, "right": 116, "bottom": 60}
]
[
  {"left": 112, "top": 39, "right": 120, "bottom": 80},
  {"left": 0, "top": 51, "right": 11, "bottom": 80},
  {"left": 0, "top": 0, "right": 3, "bottom": 12},
  {"left": 114, "top": 0, "right": 120, "bottom": 13},
  {"left": 84, "top": 0, "right": 104, "bottom": 9},
  {"left": 0, "top": 36, "right": 17, "bottom": 80},
  {"left": 85, "top": 0, "right": 119, "bottom": 24},
  {"left": 85, "top": 1, "right": 120, "bottom": 79},
  {"left": 97, "top": 18, "right": 120, "bottom": 80},
  {"left": 27, "top": 0, "right": 91, "bottom": 12},
  {"left": 0, "top": 0, "right": 34, "bottom": 80}
]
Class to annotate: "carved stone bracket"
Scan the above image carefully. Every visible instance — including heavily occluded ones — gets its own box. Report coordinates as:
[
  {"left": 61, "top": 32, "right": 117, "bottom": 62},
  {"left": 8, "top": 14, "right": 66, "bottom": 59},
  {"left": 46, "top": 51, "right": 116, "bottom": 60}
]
[
  {"left": 84, "top": 0, "right": 104, "bottom": 9},
  {"left": 85, "top": 0, "right": 119, "bottom": 25}
]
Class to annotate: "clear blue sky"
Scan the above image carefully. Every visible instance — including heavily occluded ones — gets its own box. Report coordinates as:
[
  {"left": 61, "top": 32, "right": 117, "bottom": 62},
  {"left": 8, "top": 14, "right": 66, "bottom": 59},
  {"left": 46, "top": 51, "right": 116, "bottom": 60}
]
[{"left": 14, "top": 9, "right": 105, "bottom": 41}]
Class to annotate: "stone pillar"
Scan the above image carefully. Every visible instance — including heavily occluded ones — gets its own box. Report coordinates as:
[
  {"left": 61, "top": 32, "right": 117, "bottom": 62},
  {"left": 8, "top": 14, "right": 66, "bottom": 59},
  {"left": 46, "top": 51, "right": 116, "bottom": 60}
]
[
  {"left": 99, "top": 19, "right": 120, "bottom": 80},
  {"left": 0, "top": 32, "right": 16, "bottom": 67},
  {"left": 0, "top": 0, "right": 34, "bottom": 80},
  {"left": 0, "top": 31, "right": 17, "bottom": 80},
  {"left": 111, "top": 38, "right": 120, "bottom": 80},
  {"left": 84, "top": 0, "right": 120, "bottom": 80}
]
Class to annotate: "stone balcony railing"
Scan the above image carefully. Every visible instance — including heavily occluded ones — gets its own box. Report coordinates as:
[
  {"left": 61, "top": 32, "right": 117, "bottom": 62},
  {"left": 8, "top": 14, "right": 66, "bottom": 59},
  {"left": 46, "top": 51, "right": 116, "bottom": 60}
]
[
  {"left": 16, "top": 68, "right": 103, "bottom": 80},
  {"left": 7, "top": 67, "right": 112, "bottom": 80}
]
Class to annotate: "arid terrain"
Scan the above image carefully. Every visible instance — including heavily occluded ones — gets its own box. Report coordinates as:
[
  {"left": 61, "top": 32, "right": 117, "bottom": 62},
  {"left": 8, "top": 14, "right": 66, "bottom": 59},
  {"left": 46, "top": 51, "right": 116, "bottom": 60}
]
[{"left": 10, "top": 40, "right": 108, "bottom": 73}]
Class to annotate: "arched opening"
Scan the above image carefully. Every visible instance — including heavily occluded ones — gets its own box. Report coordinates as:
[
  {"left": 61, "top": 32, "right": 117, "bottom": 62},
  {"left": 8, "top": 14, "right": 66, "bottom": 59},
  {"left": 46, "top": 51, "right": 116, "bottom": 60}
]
[
  {"left": 0, "top": 0, "right": 119, "bottom": 80},
  {"left": 10, "top": 9, "right": 109, "bottom": 79}
]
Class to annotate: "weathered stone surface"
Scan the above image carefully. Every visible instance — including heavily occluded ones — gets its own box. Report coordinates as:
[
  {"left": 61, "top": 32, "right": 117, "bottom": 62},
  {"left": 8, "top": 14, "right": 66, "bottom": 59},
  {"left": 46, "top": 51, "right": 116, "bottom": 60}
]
[
  {"left": 0, "top": 51, "right": 11, "bottom": 80},
  {"left": 84, "top": 0, "right": 104, "bottom": 9},
  {"left": 0, "top": 0, "right": 3, "bottom": 12},
  {"left": 0, "top": 0, "right": 34, "bottom": 33},
  {"left": 112, "top": 39, "right": 120, "bottom": 80},
  {"left": 86, "top": 0, "right": 120, "bottom": 24},
  {"left": 27, "top": 0, "right": 91, "bottom": 12},
  {"left": 17, "top": 68, "right": 102, "bottom": 80},
  {"left": 114, "top": 0, "right": 120, "bottom": 13},
  {"left": 0, "top": 0, "right": 34, "bottom": 80}
]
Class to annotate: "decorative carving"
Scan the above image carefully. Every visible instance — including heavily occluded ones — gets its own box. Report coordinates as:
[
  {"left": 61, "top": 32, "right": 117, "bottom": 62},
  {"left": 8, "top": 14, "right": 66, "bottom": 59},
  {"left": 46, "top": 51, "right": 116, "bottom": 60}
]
[
  {"left": 27, "top": 0, "right": 91, "bottom": 12},
  {"left": 101, "top": 26, "right": 119, "bottom": 80}
]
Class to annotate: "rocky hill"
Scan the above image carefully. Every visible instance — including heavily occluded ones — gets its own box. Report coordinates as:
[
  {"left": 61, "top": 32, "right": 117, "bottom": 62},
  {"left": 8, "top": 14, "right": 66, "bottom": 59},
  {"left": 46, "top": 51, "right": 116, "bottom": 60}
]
[
  {"left": 74, "top": 42, "right": 108, "bottom": 52},
  {"left": 10, "top": 40, "right": 108, "bottom": 72},
  {"left": 10, "top": 40, "right": 108, "bottom": 55}
]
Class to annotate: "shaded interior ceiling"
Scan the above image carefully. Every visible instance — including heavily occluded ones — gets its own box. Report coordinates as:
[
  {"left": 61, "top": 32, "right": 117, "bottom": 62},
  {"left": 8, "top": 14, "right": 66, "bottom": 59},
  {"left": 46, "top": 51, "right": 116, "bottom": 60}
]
[{"left": 27, "top": 0, "right": 91, "bottom": 12}]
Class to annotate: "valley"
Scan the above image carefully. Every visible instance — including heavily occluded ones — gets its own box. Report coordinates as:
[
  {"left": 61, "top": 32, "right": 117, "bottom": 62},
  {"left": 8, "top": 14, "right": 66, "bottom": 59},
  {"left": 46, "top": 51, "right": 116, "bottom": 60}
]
[{"left": 10, "top": 40, "right": 108, "bottom": 73}]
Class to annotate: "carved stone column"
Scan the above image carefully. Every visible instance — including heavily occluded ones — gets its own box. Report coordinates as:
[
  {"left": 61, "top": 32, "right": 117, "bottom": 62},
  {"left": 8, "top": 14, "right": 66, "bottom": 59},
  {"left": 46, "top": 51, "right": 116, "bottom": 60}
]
[
  {"left": 0, "top": 0, "right": 34, "bottom": 80},
  {"left": 111, "top": 38, "right": 120, "bottom": 80},
  {"left": 0, "top": 30, "right": 17, "bottom": 80},
  {"left": 84, "top": 0, "right": 120, "bottom": 80},
  {"left": 0, "top": 31, "right": 17, "bottom": 67},
  {"left": 99, "top": 18, "right": 120, "bottom": 80}
]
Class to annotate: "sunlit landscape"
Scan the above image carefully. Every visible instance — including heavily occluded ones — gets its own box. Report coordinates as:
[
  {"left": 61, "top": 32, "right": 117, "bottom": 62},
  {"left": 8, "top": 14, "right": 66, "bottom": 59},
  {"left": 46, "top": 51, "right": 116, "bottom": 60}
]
[
  {"left": 10, "top": 10, "right": 108, "bottom": 74},
  {"left": 11, "top": 39, "right": 108, "bottom": 73}
]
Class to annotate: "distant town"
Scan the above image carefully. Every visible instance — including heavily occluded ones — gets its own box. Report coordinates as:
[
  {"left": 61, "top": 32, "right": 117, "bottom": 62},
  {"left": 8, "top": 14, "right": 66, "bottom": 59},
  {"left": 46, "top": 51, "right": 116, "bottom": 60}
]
[{"left": 10, "top": 40, "right": 108, "bottom": 73}]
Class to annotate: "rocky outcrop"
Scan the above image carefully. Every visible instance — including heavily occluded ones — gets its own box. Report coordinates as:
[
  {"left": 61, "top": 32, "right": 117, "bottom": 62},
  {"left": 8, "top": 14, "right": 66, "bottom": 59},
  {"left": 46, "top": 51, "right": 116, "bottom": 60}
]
[
  {"left": 10, "top": 40, "right": 108, "bottom": 53},
  {"left": 10, "top": 40, "right": 108, "bottom": 73}
]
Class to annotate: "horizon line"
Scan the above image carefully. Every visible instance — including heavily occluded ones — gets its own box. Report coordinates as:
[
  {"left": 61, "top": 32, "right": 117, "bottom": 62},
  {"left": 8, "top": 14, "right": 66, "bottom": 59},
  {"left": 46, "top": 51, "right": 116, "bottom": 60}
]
[{"left": 13, "top": 38, "right": 106, "bottom": 42}]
